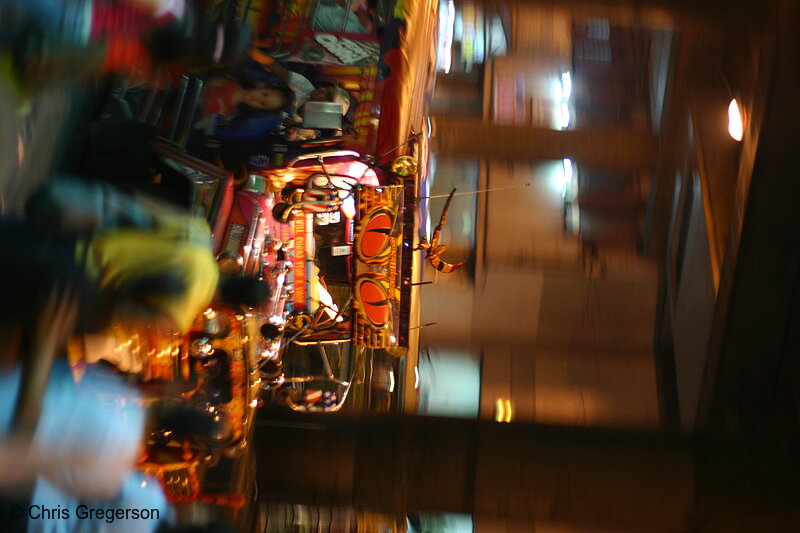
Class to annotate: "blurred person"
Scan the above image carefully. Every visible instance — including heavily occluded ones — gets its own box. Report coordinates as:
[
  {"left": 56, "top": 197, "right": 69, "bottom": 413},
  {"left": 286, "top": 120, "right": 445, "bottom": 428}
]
[
  {"left": 0, "top": 360, "right": 171, "bottom": 533},
  {"left": 0, "top": 0, "right": 251, "bottom": 112},
  {"left": 4, "top": 175, "right": 220, "bottom": 335},
  {"left": 23, "top": 175, "right": 269, "bottom": 376},
  {"left": 0, "top": 0, "right": 186, "bottom": 76},
  {"left": 75, "top": 273, "right": 269, "bottom": 373},
  {"left": 216, "top": 273, "right": 271, "bottom": 310}
]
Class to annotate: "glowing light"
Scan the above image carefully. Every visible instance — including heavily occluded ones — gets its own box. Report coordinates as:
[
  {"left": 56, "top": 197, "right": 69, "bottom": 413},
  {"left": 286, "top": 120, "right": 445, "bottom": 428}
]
[
  {"left": 249, "top": 399, "right": 259, "bottom": 408},
  {"left": 728, "top": 98, "right": 744, "bottom": 141},
  {"left": 495, "top": 398, "right": 513, "bottom": 423},
  {"left": 562, "top": 158, "right": 573, "bottom": 185},
  {"left": 560, "top": 102, "right": 571, "bottom": 129},
  {"left": 437, "top": 0, "right": 456, "bottom": 74},
  {"left": 388, "top": 370, "right": 395, "bottom": 393},
  {"left": 140, "top": 480, "right": 147, "bottom": 488},
  {"left": 203, "top": 308, "right": 215, "bottom": 318},
  {"left": 561, "top": 72, "right": 572, "bottom": 100},
  {"left": 389, "top": 335, "right": 397, "bottom": 344},
  {"left": 341, "top": 196, "right": 356, "bottom": 219},
  {"left": 414, "top": 366, "right": 420, "bottom": 389}
]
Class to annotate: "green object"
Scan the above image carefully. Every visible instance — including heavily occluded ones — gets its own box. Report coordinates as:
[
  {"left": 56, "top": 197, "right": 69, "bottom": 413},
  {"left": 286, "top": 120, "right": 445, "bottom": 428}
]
[
  {"left": 0, "top": 51, "right": 34, "bottom": 115},
  {"left": 393, "top": 0, "right": 405, "bottom": 19}
]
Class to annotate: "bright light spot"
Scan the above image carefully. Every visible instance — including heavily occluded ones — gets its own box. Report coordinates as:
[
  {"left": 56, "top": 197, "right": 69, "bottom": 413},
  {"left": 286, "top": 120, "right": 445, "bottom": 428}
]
[
  {"left": 728, "top": 98, "right": 744, "bottom": 141},
  {"left": 437, "top": 0, "right": 456, "bottom": 74},
  {"left": 562, "top": 158, "right": 573, "bottom": 185},
  {"left": 249, "top": 399, "right": 259, "bottom": 408},
  {"left": 495, "top": 399, "right": 505, "bottom": 422},
  {"left": 388, "top": 370, "right": 395, "bottom": 393},
  {"left": 389, "top": 335, "right": 397, "bottom": 344},
  {"left": 553, "top": 158, "right": 577, "bottom": 198},
  {"left": 561, "top": 72, "right": 572, "bottom": 100},
  {"left": 425, "top": 212, "right": 432, "bottom": 243},
  {"left": 140, "top": 480, "right": 147, "bottom": 488},
  {"left": 560, "top": 102, "right": 571, "bottom": 129},
  {"left": 203, "top": 308, "right": 215, "bottom": 318},
  {"left": 550, "top": 79, "right": 564, "bottom": 102},
  {"left": 495, "top": 398, "right": 513, "bottom": 423},
  {"left": 414, "top": 366, "right": 420, "bottom": 389},
  {"left": 341, "top": 196, "right": 356, "bottom": 219}
]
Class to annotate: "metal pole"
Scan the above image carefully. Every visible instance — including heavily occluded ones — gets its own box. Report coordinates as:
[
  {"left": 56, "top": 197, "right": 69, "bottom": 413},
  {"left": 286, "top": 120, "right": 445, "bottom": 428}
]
[{"left": 420, "top": 183, "right": 532, "bottom": 199}]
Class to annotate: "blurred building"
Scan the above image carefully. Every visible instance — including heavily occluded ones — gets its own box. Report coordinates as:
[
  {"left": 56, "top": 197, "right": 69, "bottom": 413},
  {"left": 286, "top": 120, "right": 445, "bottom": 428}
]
[{"left": 416, "top": 1, "right": 663, "bottom": 429}]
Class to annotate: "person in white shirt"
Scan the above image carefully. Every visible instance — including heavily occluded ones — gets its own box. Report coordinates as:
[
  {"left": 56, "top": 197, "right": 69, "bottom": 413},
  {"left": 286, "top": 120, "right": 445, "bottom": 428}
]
[{"left": 0, "top": 362, "right": 170, "bottom": 533}]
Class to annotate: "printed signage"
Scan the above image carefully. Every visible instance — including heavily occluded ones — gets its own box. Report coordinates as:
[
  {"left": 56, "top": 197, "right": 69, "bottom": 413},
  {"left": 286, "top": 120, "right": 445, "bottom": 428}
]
[{"left": 352, "top": 185, "right": 404, "bottom": 348}]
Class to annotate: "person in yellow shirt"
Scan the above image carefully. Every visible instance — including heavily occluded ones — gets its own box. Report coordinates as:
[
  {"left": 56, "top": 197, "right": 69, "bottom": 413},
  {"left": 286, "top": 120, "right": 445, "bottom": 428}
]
[
  {"left": 82, "top": 202, "right": 220, "bottom": 332},
  {"left": 10, "top": 176, "right": 221, "bottom": 335}
]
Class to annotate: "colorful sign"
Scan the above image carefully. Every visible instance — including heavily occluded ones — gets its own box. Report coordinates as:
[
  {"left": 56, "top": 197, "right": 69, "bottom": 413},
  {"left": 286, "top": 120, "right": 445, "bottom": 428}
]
[
  {"left": 291, "top": 213, "right": 308, "bottom": 310},
  {"left": 493, "top": 73, "right": 527, "bottom": 125},
  {"left": 255, "top": 0, "right": 316, "bottom": 55},
  {"left": 352, "top": 185, "right": 403, "bottom": 348}
]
